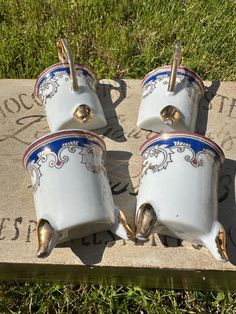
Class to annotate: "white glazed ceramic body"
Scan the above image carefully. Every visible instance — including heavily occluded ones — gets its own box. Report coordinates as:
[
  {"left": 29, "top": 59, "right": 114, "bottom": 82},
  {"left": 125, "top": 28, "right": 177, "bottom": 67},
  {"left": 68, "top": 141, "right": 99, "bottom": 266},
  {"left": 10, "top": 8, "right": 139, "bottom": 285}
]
[
  {"left": 137, "top": 66, "right": 205, "bottom": 132},
  {"left": 136, "top": 132, "right": 226, "bottom": 261},
  {"left": 34, "top": 63, "right": 107, "bottom": 132},
  {"left": 23, "top": 130, "right": 125, "bottom": 243}
]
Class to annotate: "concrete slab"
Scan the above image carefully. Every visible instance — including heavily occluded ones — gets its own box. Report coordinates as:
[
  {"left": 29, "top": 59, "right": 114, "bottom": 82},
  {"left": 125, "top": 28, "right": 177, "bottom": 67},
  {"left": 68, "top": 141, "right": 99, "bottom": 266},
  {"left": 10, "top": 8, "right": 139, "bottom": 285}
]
[{"left": 0, "top": 79, "right": 235, "bottom": 289}]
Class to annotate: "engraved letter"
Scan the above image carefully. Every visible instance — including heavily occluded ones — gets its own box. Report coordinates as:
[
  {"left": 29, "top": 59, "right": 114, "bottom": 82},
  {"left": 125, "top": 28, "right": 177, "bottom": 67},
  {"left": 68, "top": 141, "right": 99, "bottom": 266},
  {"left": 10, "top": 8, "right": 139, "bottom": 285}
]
[
  {"left": 31, "top": 93, "right": 43, "bottom": 107},
  {"left": 81, "top": 237, "right": 90, "bottom": 246},
  {"left": 0, "top": 218, "right": 10, "bottom": 240},
  {"left": 19, "top": 93, "right": 33, "bottom": 110},
  {"left": 26, "top": 220, "right": 37, "bottom": 242},
  {"left": 11, "top": 217, "right": 23, "bottom": 240},
  {"left": 4, "top": 98, "right": 21, "bottom": 114},
  {"left": 92, "top": 234, "right": 102, "bottom": 245},
  {"left": 0, "top": 105, "right": 6, "bottom": 118},
  {"left": 228, "top": 98, "right": 236, "bottom": 118},
  {"left": 217, "top": 95, "right": 229, "bottom": 113},
  {"left": 110, "top": 182, "right": 129, "bottom": 195}
]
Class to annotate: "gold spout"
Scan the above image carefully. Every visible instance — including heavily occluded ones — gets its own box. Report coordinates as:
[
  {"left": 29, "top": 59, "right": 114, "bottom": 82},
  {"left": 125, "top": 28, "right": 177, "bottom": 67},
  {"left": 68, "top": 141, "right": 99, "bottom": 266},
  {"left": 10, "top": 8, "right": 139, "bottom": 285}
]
[
  {"left": 56, "top": 38, "right": 79, "bottom": 92},
  {"left": 37, "top": 219, "right": 58, "bottom": 258},
  {"left": 136, "top": 203, "right": 157, "bottom": 241},
  {"left": 73, "top": 104, "right": 93, "bottom": 123},
  {"left": 216, "top": 228, "right": 228, "bottom": 261},
  {"left": 160, "top": 105, "right": 180, "bottom": 125},
  {"left": 168, "top": 40, "right": 182, "bottom": 92}
]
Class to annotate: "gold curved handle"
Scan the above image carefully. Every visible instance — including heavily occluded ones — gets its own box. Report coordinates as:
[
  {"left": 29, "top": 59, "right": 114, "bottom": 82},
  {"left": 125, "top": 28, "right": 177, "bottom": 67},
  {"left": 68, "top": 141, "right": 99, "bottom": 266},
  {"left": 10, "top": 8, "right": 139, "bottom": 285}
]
[
  {"left": 168, "top": 40, "right": 182, "bottom": 92},
  {"left": 56, "top": 38, "right": 79, "bottom": 92}
]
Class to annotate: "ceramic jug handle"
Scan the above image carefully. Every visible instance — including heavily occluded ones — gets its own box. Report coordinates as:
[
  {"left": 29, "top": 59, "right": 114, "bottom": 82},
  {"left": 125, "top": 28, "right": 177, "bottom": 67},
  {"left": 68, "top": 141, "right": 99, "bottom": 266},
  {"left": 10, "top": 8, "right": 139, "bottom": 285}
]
[
  {"left": 168, "top": 40, "right": 182, "bottom": 92},
  {"left": 56, "top": 38, "right": 79, "bottom": 92}
]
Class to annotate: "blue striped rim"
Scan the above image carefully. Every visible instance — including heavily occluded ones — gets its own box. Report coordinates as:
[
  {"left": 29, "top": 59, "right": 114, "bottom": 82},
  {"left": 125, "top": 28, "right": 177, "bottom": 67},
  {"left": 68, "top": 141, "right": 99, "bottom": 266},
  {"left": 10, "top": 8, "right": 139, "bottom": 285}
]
[
  {"left": 141, "top": 135, "right": 224, "bottom": 164},
  {"left": 141, "top": 65, "right": 205, "bottom": 93},
  {"left": 26, "top": 136, "right": 103, "bottom": 166},
  {"left": 143, "top": 71, "right": 195, "bottom": 86},
  {"left": 37, "top": 66, "right": 95, "bottom": 90}
]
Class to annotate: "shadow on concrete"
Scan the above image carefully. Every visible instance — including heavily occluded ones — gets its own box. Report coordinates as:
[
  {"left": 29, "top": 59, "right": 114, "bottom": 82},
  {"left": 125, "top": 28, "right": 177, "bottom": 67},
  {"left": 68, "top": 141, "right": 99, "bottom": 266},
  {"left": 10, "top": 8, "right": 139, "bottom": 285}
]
[
  {"left": 105, "top": 150, "right": 136, "bottom": 230},
  {"left": 94, "top": 79, "right": 127, "bottom": 142},
  {"left": 69, "top": 231, "right": 117, "bottom": 265},
  {"left": 61, "top": 150, "right": 136, "bottom": 265},
  {"left": 218, "top": 158, "right": 236, "bottom": 264},
  {"left": 196, "top": 80, "right": 220, "bottom": 135}
]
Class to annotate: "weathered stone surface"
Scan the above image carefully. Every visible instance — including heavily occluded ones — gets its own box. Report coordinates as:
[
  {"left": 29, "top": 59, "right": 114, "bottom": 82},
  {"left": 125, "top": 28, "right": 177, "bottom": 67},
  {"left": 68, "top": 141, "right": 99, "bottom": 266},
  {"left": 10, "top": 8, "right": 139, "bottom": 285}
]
[{"left": 0, "top": 79, "right": 235, "bottom": 288}]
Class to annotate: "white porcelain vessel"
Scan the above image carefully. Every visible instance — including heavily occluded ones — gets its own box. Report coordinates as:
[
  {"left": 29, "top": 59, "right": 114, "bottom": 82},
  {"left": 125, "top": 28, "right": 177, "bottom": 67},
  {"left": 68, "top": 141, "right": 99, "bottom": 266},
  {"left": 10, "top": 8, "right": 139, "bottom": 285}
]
[
  {"left": 23, "top": 130, "right": 127, "bottom": 257},
  {"left": 34, "top": 63, "right": 107, "bottom": 132},
  {"left": 137, "top": 66, "right": 205, "bottom": 132},
  {"left": 135, "top": 132, "right": 227, "bottom": 262}
]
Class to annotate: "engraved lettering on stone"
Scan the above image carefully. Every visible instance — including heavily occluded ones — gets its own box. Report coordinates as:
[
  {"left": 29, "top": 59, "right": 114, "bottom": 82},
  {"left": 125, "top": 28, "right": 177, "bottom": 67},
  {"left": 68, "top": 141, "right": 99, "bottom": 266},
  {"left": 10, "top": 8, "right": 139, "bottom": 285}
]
[
  {"left": 11, "top": 217, "right": 23, "bottom": 240},
  {"left": 4, "top": 98, "right": 21, "bottom": 114},
  {"left": 0, "top": 218, "right": 10, "bottom": 240},
  {"left": 228, "top": 98, "right": 236, "bottom": 118},
  {"left": 26, "top": 220, "right": 37, "bottom": 243}
]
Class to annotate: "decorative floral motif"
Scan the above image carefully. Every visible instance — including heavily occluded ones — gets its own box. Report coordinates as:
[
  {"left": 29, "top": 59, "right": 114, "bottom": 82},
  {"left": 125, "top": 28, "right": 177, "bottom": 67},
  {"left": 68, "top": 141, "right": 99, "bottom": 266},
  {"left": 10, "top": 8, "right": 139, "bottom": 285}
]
[
  {"left": 38, "top": 68, "right": 96, "bottom": 104},
  {"left": 27, "top": 162, "right": 42, "bottom": 192},
  {"left": 142, "top": 73, "right": 198, "bottom": 99},
  {"left": 171, "top": 145, "right": 205, "bottom": 167},
  {"left": 142, "top": 75, "right": 169, "bottom": 98},
  {"left": 80, "top": 143, "right": 104, "bottom": 173},
  {"left": 77, "top": 69, "right": 96, "bottom": 92},
  {"left": 27, "top": 141, "right": 103, "bottom": 192},
  {"left": 38, "top": 71, "right": 69, "bottom": 104},
  {"left": 141, "top": 142, "right": 215, "bottom": 178},
  {"left": 141, "top": 144, "right": 173, "bottom": 177}
]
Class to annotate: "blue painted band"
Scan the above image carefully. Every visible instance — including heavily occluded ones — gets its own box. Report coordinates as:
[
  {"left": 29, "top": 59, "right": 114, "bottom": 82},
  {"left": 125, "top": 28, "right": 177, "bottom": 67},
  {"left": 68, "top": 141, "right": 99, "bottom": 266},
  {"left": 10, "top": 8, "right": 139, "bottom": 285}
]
[
  {"left": 142, "top": 136, "right": 223, "bottom": 164},
  {"left": 27, "top": 136, "right": 102, "bottom": 166},
  {"left": 38, "top": 66, "right": 94, "bottom": 89},
  {"left": 143, "top": 71, "right": 195, "bottom": 86}
]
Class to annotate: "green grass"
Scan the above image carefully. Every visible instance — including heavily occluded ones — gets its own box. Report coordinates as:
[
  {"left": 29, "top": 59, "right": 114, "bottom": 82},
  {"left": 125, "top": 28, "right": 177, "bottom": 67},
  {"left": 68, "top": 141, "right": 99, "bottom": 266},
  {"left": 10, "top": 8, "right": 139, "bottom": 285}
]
[
  {"left": 1, "top": 0, "right": 236, "bottom": 313},
  {"left": 1, "top": 282, "right": 236, "bottom": 313},
  {"left": 0, "top": 0, "right": 236, "bottom": 80}
]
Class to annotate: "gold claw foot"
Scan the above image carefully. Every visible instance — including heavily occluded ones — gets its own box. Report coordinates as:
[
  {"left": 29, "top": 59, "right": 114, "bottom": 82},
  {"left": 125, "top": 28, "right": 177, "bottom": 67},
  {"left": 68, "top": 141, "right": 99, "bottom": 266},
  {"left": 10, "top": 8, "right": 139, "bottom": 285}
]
[
  {"left": 37, "top": 219, "right": 58, "bottom": 258},
  {"left": 135, "top": 203, "right": 157, "bottom": 241},
  {"left": 119, "top": 209, "right": 135, "bottom": 239},
  {"left": 73, "top": 104, "right": 93, "bottom": 123},
  {"left": 160, "top": 105, "right": 180, "bottom": 125},
  {"left": 216, "top": 228, "right": 228, "bottom": 261}
]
